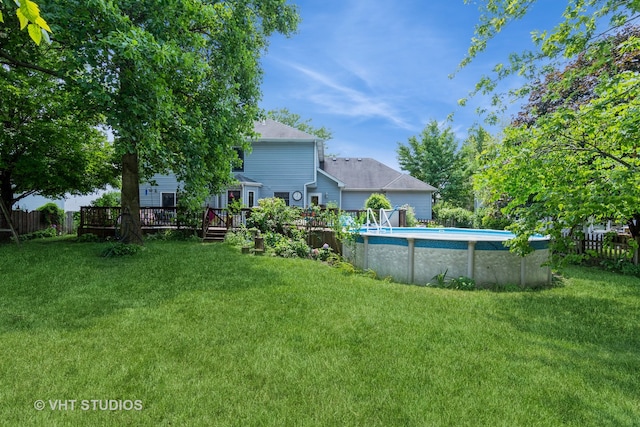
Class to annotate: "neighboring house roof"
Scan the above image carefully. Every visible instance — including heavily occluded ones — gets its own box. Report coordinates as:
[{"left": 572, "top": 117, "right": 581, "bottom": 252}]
[
  {"left": 322, "top": 157, "right": 436, "bottom": 192},
  {"left": 253, "top": 119, "right": 319, "bottom": 141}
]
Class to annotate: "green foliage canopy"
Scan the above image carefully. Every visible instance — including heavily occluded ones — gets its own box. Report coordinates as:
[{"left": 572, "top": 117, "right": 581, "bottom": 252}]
[
  {"left": 266, "top": 108, "right": 333, "bottom": 141},
  {"left": 397, "top": 120, "right": 468, "bottom": 206},
  {"left": 478, "top": 65, "right": 640, "bottom": 253},
  {"left": 0, "top": 51, "right": 118, "bottom": 216},
  {"left": 8, "top": 1, "right": 300, "bottom": 243},
  {"left": 458, "top": 0, "right": 640, "bottom": 121}
]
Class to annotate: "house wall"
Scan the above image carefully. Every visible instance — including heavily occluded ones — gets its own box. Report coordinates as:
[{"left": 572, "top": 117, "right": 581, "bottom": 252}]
[
  {"left": 140, "top": 174, "right": 182, "bottom": 206},
  {"left": 386, "top": 191, "right": 432, "bottom": 220},
  {"left": 341, "top": 191, "right": 372, "bottom": 212},
  {"left": 342, "top": 191, "right": 432, "bottom": 219},
  {"left": 311, "top": 171, "right": 342, "bottom": 207},
  {"left": 243, "top": 140, "right": 316, "bottom": 207}
]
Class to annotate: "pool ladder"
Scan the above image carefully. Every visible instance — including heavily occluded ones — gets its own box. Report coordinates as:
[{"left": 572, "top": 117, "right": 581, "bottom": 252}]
[{"left": 365, "top": 208, "right": 393, "bottom": 233}]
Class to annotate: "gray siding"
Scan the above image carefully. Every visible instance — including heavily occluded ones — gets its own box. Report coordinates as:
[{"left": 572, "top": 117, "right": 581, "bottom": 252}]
[
  {"left": 140, "top": 174, "right": 182, "bottom": 206},
  {"left": 386, "top": 191, "right": 432, "bottom": 220},
  {"left": 244, "top": 140, "right": 316, "bottom": 207},
  {"left": 341, "top": 191, "right": 371, "bottom": 211},
  {"left": 312, "top": 171, "right": 342, "bottom": 207},
  {"left": 342, "top": 191, "right": 432, "bottom": 219}
]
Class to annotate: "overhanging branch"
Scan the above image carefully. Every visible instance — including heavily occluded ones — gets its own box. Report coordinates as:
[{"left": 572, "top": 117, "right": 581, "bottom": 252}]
[{"left": 0, "top": 50, "right": 63, "bottom": 79}]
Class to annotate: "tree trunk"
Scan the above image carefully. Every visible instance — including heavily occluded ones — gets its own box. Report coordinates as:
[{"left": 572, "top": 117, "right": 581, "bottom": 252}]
[
  {"left": 121, "top": 151, "right": 143, "bottom": 245},
  {"left": 628, "top": 214, "right": 640, "bottom": 239}
]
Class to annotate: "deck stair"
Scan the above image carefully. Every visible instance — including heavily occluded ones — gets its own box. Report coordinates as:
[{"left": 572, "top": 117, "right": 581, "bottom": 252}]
[{"left": 203, "top": 227, "right": 227, "bottom": 243}]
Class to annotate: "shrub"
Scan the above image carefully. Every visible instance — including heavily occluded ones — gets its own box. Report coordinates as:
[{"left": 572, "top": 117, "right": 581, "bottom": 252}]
[
  {"left": 76, "top": 233, "right": 100, "bottom": 243},
  {"left": 433, "top": 202, "right": 473, "bottom": 228},
  {"left": 365, "top": 193, "right": 392, "bottom": 212},
  {"left": 37, "top": 202, "right": 64, "bottom": 228},
  {"left": 20, "top": 227, "right": 58, "bottom": 241},
  {"left": 310, "top": 243, "right": 333, "bottom": 261},
  {"left": 91, "top": 191, "right": 121, "bottom": 207},
  {"left": 246, "top": 197, "right": 300, "bottom": 235},
  {"left": 400, "top": 204, "right": 418, "bottom": 227},
  {"left": 224, "top": 226, "right": 256, "bottom": 248},
  {"left": 273, "top": 236, "right": 310, "bottom": 258},
  {"left": 100, "top": 242, "right": 142, "bottom": 258},
  {"left": 473, "top": 206, "right": 513, "bottom": 230}
]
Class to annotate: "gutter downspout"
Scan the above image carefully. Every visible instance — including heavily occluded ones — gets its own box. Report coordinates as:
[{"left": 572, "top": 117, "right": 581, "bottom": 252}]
[{"left": 303, "top": 139, "right": 319, "bottom": 208}]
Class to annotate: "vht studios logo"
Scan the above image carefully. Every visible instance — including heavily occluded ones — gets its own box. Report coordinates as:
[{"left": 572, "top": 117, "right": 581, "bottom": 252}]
[{"left": 34, "top": 399, "right": 143, "bottom": 411}]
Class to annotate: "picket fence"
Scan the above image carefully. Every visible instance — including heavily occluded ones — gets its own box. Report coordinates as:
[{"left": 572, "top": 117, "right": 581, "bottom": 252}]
[{"left": 566, "top": 231, "right": 639, "bottom": 265}]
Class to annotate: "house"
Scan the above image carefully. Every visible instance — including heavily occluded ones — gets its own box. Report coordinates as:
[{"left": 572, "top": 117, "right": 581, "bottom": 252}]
[
  {"left": 322, "top": 157, "right": 435, "bottom": 219},
  {"left": 140, "top": 119, "right": 435, "bottom": 219}
]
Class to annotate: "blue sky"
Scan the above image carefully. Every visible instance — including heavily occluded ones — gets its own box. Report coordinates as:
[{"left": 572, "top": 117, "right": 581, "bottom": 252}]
[{"left": 259, "top": 0, "right": 568, "bottom": 170}]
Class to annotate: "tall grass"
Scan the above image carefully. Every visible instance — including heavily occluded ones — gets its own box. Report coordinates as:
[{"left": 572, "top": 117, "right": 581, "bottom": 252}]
[{"left": 0, "top": 238, "right": 638, "bottom": 426}]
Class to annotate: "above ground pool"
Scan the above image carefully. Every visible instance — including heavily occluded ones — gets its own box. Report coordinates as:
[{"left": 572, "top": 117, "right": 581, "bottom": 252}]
[{"left": 344, "top": 227, "right": 551, "bottom": 287}]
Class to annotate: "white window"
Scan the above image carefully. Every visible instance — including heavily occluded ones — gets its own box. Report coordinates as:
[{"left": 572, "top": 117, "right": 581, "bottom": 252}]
[{"left": 309, "top": 192, "right": 322, "bottom": 206}]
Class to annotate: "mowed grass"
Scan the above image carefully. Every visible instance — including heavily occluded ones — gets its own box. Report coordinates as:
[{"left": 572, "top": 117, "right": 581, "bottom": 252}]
[{"left": 0, "top": 238, "right": 638, "bottom": 426}]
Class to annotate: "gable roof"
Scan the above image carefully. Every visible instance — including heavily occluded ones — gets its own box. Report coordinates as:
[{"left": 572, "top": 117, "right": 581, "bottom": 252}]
[
  {"left": 322, "top": 157, "right": 436, "bottom": 192},
  {"left": 253, "top": 119, "right": 319, "bottom": 141}
]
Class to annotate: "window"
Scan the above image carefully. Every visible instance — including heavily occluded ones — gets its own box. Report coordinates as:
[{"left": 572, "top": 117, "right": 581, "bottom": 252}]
[
  {"left": 248, "top": 191, "right": 255, "bottom": 207},
  {"left": 274, "top": 192, "right": 290, "bottom": 206},
  {"left": 227, "top": 190, "right": 241, "bottom": 205},
  {"left": 161, "top": 192, "right": 176, "bottom": 207},
  {"left": 232, "top": 148, "right": 244, "bottom": 172}
]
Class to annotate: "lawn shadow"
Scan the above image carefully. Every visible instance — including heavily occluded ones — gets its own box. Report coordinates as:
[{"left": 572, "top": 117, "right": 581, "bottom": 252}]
[{"left": 0, "top": 240, "right": 286, "bottom": 333}]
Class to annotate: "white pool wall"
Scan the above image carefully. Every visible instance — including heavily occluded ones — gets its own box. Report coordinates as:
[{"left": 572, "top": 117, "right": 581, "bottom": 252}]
[{"left": 344, "top": 228, "right": 551, "bottom": 287}]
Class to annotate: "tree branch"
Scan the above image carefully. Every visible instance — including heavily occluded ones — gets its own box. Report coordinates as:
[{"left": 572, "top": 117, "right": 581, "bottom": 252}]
[{"left": 0, "top": 50, "right": 63, "bottom": 79}]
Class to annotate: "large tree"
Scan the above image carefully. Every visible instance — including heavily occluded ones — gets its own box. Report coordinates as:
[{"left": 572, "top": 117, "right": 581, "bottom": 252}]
[
  {"left": 3, "top": 1, "right": 299, "bottom": 244},
  {"left": 0, "top": 66, "right": 118, "bottom": 213},
  {"left": 457, "top": 0, "right": 640, "bottom": 252},
  {"left": 0, "top": 2, "right": 117, "bottom": 235},
  {"left": 397, "top": 120, "right": 468, "bottom": 206},
  {"left": 476, "top": 27, "right": 640, "bottom": 253}
]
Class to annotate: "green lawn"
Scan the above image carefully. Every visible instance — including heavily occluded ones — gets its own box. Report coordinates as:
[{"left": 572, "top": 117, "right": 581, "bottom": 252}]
[{"left": 0, "top": 238, "right": 638, "bottom": 426}]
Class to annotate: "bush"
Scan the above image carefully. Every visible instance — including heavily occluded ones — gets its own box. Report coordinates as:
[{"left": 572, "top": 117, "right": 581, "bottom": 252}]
[
  {"left": 91, "top": 191, "right": 121, "bottom": 207},
  {"left": 400, "top": 204, "right": 418, "bottom": 227},
  {"left": 37, "top": 202, "right": 64, "bottom": 228},
  {"left": 310, "top": 243, "right": 333, "bottom": 261},
  {"left": 365, "top": 193, "right": 392, "bottom": 211},
  {"left": 76, "top": 233, "right": 100, "bottom": 243},
  {"left": 100, "top": 242, "right": 142, "bottom": 257},
  {"left": 19, "top": 227, "right": 58, "bottom": 241},
  {"left": 473, "top": 206, "right": 513, "bottom": 230},
  {"left": 246, "top": 197, "right": 300, "bottom": 235},
  {"left": 433, "top": 202, "right": 473, "bottom": 228},
  {"left": 272, "top": 235, "right": 310, "bottom": 258}
]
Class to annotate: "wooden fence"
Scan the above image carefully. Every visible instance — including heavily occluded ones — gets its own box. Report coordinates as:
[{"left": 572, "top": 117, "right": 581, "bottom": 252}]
[
  {"left": 566, "top": 232, "right": 639, "bottom": 265},
  {"left": 4, "top": 210, "right": 76, "bottom": 235},
  {"left": 10, "top": 210, "right": 42, "bottom": 235}
]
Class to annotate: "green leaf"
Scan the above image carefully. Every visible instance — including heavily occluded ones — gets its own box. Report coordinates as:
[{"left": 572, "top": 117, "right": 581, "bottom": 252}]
[
  {"left": 16, "top": 8, "right": 28, "bottom": 30},
  {"left": 27, "top": 23, "right": 42, "bottom": 45}
]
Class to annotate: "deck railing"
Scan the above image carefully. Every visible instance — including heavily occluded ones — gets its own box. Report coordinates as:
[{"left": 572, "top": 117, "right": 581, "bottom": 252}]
[{"left": 80, "top": 206, "right": 376, "bottom": 236}]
